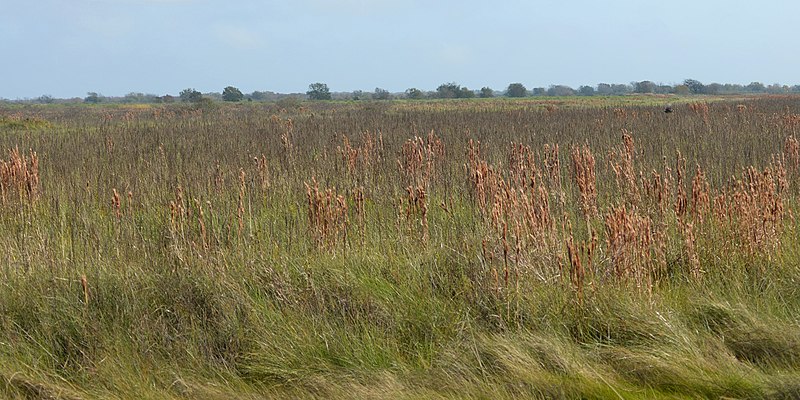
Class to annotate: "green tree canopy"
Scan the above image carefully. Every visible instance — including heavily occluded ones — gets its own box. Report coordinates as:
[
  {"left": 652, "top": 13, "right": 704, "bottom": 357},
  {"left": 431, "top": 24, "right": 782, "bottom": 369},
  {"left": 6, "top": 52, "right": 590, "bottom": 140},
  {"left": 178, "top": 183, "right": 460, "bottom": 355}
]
[
  {"left": 683, "top": 79, "right": 705, "bottom": 94},
  {"left": 506, "top": 83, "right": 527, "bottom": 97},
  {"left": 179, "top": 88, "right": 203, "bottom": 102},
  {"left": 373, "top": 87, "right": 391, "bottom": 100},
  {"left": 222, "top": 86, "right": 244, "bottom": 102},
  {"left": 436, "top": 82, "right": 461, "bottom": 98},
  {"left": 84, "top": 92, "right": 101, "bottom": 103},
  {"left": 307, "top": 83, "right": 332, "bottom": 100},
  {"left": 578, "top": 85, "right": 595, "bottom": 96},
  {"left": 405, "top": 88, "right": 424, "bottom": 99},
  {"left": 634, "top": 81, "right": 656, "bottom": 93}
]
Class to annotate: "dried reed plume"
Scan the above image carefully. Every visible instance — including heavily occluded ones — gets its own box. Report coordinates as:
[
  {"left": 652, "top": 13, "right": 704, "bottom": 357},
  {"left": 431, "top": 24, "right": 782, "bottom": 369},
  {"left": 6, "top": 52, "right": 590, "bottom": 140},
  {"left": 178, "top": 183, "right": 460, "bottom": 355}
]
[
  {"left": 402, "top": 185, "right": 429, "bottom": 243},
  {"left": 689, "top": 102, "right": 710, "bottom": 120},
  {"left": 280, "top": 118, "right": 295, "bottom": 167},
  {"left": 338, "top": 131, "right": 384, "bottom": 186},
  {"left": 691, "top": 164, "right": 710, "bottom": 224},
  {"left": 571, "top": 144, "right": 598, "bottom": 218},
  {"left": 112, "top": 188, "right": 121, "bottom": 219},
  {"left": 0, "top": 147, "right": 40, "bottom": 204},
  {"left": 783, "top": 135, "right": 800, "bottom": 174},
  {"left": 399, "top": 130, "right": 444, "bottom": 189},
  {"left": 604, "top": 204, "right": 655, "bottom": 294},
  {"left": 253, "top": 154, "right": 270, "bottom": 190},
  {"left": 305, "top": 178, "right": 349, "bottom": 249},
  {"left": 80, "top": 275, "right": 90, "bottom": 306},
  {"left": 721, "top": 164, "right": 787, "bottom": 258},
  {"left": 354, "top": 186, "right": 366, "bottom": 243},
  {"left": 674, "top": 151, "right": 688, "bottom": 223},
  {"left": 609, "top": 130, "right": 639, "bottom": 206}
]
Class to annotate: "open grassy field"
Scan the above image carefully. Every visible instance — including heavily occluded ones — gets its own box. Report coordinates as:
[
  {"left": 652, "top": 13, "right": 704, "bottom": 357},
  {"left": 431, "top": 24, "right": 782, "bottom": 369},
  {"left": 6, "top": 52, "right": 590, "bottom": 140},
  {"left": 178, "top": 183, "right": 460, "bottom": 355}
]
[{"left": 1, "top": 95, "right": 800, "bottom": 399}]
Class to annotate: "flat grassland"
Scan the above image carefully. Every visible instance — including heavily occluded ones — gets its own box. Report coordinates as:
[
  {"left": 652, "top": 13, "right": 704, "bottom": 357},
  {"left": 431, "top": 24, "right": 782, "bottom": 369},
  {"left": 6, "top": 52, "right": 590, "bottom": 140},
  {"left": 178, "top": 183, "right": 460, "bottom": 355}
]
[{"left": 1, "top": 96, "right": 800, "bottom": 399}]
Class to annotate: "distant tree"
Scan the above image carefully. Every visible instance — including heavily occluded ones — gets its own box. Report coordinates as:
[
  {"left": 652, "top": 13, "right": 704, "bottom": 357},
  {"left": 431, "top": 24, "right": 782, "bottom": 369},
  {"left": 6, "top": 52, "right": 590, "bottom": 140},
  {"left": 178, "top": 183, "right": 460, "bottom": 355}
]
[
  {"left": 36, "top": 95, "right": 54, "bottom": 104},
  {"left": 277, "top": 96, "right": 302, "bottom": 109},
  {"left": 704, "top": 83, "right": 722, "bottom": 95},
  {"left": 84, "top": 92, "right": 101, "bottom": 103},
  {"left": 767, "top": 83, "right": 788, "bottom": 94},
  {"left": 683, "top": 79, "right": 705, "bottom": 95},
  {"left": 547, "top": 85, "right": 575, "bottom": 96},
  {"left": 791, "top": 85, "right": 800, "bottom": 94},
  {"left": 656, "top": 85, "right": 673, "bottom": 94},
  {"left": 747, "top": 82, "right": 766, "bottom": 93},
  {"left": 251, "top": 91, "right": 271, "bottom": 101},
  {"left": 532, "top": 87, "right": 546, "bottom": 96},
  {"left": 222, "top": 86, "right": 244, "bottom": 102},
  {"left": 578, "top": 85, "right": 595, "bottom": 96},
  {"left": 673, "top": 85, "right": 690, "bottom": 95},
  {"left": 610, "top": 84, "right": 632, "bottom": 95},
  {"left": 405, "top": 88, "right": 424, "bottom": 99},
  {"left": 634, "top": 81, "right": 657, "bottom": 93},
  {"left": 506, "top": 83, "right": 527, "bottom": 97},
  {"left": 351, "top": 90, "right": 364, "bottom": 100},
  {"left": 160, "top": 95, "right": 176, "bottom": 103},
  {"left": 436, "top": 82, "right": 462, "bottom": 98},
  {"left": 596, "top": 83, "right": 613, "bottom": 95},
  {"left": 479, "top": 87, "right": 494, "bottom": 98},
  {"left": 458, "top": 87, "right": 476, "bottom": 98},
  {"left": 307, "top": 82, "right": 331, "bottom": 100},
  {"left": 123, "top": 92, "right": 158, "bottom": 103},
  {"left": 373, "top": 87, "right": 391, "bottom": 100},
  {"left": 179, "top": 88, "right": 203, "bottom": 102}
]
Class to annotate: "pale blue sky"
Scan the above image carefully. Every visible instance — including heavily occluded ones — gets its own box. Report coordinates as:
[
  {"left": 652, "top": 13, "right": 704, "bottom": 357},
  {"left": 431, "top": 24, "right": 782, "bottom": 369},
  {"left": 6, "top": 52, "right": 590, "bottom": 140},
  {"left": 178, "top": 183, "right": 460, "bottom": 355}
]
[{"left": 2, "top": 0, "right": 799, "bottom": 99}]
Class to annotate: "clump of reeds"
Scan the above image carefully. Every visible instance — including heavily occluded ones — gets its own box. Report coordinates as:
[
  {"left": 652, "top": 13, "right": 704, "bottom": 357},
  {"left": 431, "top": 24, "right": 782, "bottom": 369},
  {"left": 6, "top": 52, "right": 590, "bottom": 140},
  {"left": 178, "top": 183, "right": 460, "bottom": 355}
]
[
  {"left": 0, "top": 147, "right": 40, "bottom": 204},
  {"left": 280, "top": 118, "right": 295, "bottom": 167},
  {"left": 640, "top": 163, "right": 671, "bottom": 220},
  {"left": 674, "top": 151, "right": 688, "bottom": 223},
  {"left": 689, "top": 102, "right": 710, "bottom": 120},
  {"left": 508, "top": 142, "right": 537, "bottom": 188},
  {"left": 112, "top": 189, "right": 121, "bottom": 219},
  {"left": 353, "top": 186, "right": 366, "bottom": 243},
  {"left": 603, "top": 204, "right": 655, "bottom": 294},
  {"left": 337, "top": 131, "right": 384, "bottom": 185},
  {"left": 399, "top": 130, "right": 443, "bottom": 189},
  {"left": 467, "top": 140, "right": 560, "bottom": 281},
  {"left": 609, "top": 130, "right": 639, "bottom": 206},
  {"left": 783, "top": 135, "right": 800, "bottom": 174},
  {"left": 305, "top": 178, "right": 349, "bottom": 249},
  {"left": 543, "top": 143, "right": 563, "bottom": 205},
  {"left": 690, "top": 164, "right": 710, "bottom": 224},
  {"left": 253, "top": 154, "right": 270, "bottom": 191},
  {"left": 783, "top": 113, "right": 800, "bottom": 130},
  {"left": 720, "top": 163, "right": 787, "bottom": 259},
  {"left": 566, "top": 221, "right": 596, "bottom": 305},
  {"left": 466, "top": 139, "right": 499, "bottom": 215},
  {"left": 571, "top": 144, "right": 597, "bottom": 218},
  {"left": 402, "top": 185, "right": 429, "bottom": 243}
]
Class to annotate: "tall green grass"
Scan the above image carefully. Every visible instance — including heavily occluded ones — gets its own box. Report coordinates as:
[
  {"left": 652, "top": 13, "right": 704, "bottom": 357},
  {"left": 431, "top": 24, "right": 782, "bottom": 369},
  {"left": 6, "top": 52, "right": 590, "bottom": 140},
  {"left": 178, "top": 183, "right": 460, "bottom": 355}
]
[{"left": 1, "top": 96, "right": 800, "bottom": 398}]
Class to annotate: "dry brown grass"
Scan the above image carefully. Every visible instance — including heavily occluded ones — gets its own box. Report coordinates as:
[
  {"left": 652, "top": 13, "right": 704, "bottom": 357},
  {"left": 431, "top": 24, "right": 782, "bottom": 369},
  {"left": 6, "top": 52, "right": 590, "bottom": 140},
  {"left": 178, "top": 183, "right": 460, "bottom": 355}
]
[
  {"left": 603, "top": 203, "right": 655, "bottom": 293},
  {"left": 305, "top": 178, "right": 349, "bottom": 249},
  {"left": 571, "top": 144, "right": 598, "bottom": 218},
  {"left": 0, "top": 147, "right": 39, "bottom": 204}
]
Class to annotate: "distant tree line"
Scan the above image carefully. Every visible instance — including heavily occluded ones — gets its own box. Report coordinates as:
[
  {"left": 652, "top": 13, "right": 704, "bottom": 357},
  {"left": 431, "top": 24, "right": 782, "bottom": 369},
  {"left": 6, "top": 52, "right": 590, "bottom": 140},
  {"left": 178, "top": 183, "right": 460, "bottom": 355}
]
[{"left": 5, "top": 78, "right": 800, "bottom": 105}]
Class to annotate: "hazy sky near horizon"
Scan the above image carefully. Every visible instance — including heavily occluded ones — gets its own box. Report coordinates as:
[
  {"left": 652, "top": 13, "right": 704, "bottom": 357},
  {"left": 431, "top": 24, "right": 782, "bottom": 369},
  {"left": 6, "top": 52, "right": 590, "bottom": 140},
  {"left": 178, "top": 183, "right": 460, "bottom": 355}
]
[{"left": 2, "top": 0, "right": 799, "bottom": 99}]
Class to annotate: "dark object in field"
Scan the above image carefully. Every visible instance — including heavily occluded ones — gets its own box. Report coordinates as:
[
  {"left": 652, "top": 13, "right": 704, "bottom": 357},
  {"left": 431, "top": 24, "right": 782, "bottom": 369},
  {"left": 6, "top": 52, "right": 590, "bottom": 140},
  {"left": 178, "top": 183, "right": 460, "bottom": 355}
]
[{"left": 664, "top": 106, "right": 673, "bottom": 113}]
